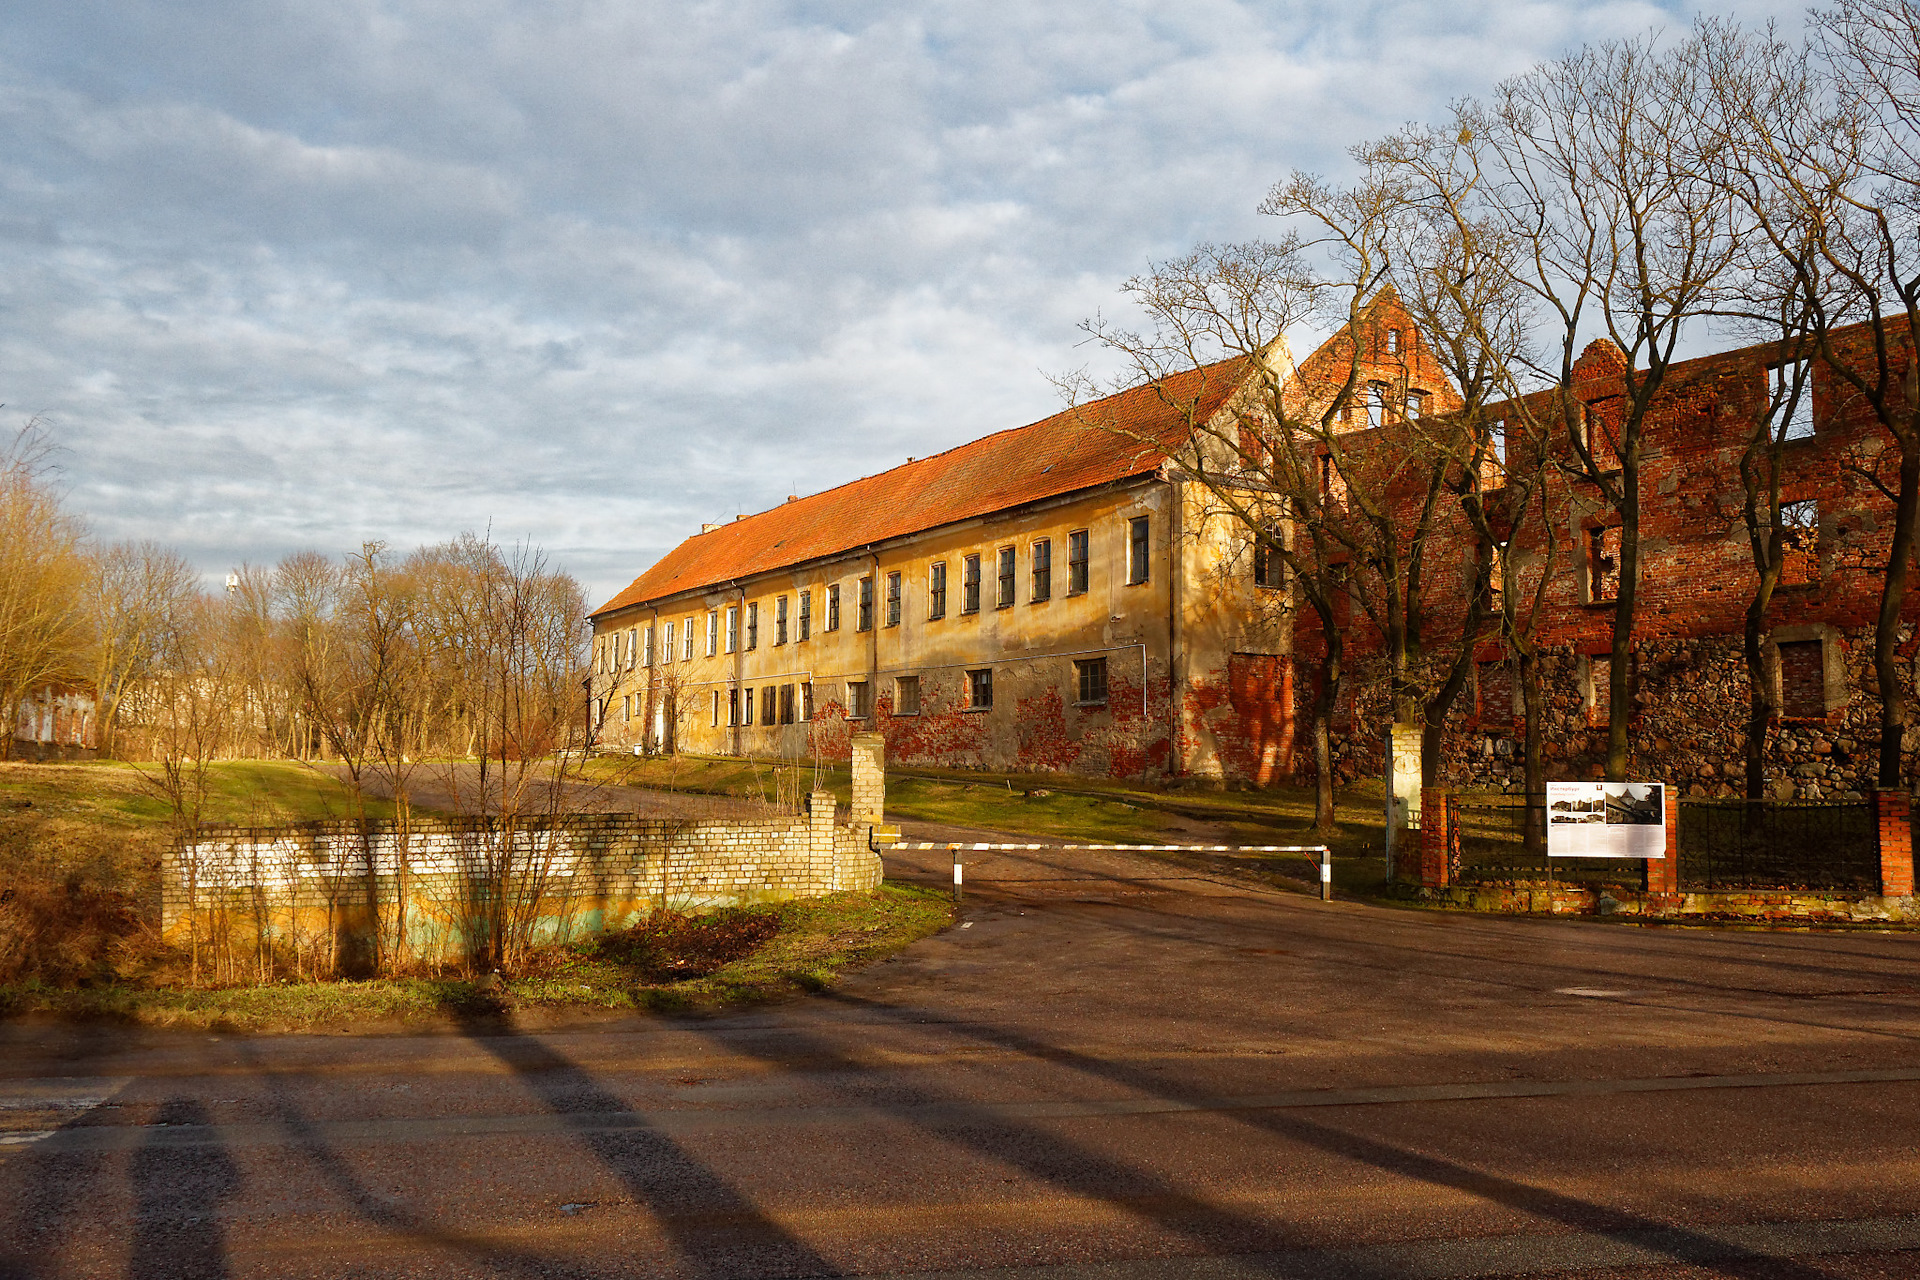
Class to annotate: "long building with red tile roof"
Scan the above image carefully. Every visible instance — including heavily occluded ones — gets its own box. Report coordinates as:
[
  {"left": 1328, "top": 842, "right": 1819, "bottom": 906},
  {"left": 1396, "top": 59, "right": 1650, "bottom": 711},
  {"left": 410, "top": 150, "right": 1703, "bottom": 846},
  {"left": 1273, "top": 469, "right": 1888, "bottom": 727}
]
[{"left": 589, "top": 292, "right": 1451, "bottom": 780}]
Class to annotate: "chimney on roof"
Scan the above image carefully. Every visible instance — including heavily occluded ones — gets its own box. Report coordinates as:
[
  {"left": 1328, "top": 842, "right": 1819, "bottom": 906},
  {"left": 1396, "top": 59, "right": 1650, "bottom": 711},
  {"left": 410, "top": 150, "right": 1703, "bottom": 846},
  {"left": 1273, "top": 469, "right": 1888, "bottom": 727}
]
[
  {"left": 787, "top": 494, "right": 798, "bottom": 503},
  {"left": 701, "top": 522, "right": 721, "bottom": 534},
  {"left": 736, "top": 513, "right": 748, "bottom": 521}
]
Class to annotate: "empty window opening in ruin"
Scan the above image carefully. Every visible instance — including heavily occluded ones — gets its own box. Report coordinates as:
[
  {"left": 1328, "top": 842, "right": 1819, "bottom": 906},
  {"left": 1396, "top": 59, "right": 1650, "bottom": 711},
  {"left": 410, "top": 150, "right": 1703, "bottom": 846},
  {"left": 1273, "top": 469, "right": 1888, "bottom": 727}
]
[
  {"left": 895, "top": 675, "right": 921, "bottom": 716},
  {"left": 1076, "top": 657, "right": 1108, "bottom": 706},
  {"left": 1579, "top": 398, "right": 1621, "bottom": 466},
  {"left": 1068, "top": 531, "right": 1089, "bottom": 595},
  {"left": 1779, "top": 499, "right": 1818, "bottom": 586},
  {"left": 967, "top": 668, "right": 993, "bottom": 710},
  {"left": 1127, "top": 516, "right": 1150, "bottom": 585},
  {"left": 1406, "top": 389, "right": 1427, "bottom": 420},
  {"left": 963, "top": 554, "right": 982, "bottom": 614},
  {"left": 1387, "top": 327, "right": 1402, "bottom": 355},
  {"left": 929, "top": 561, "right": 947, "bottom": 619},
  {"left": 1779, "top": 640, "right": 1826, "bottom": 719},
  {"left": 1587, "top": 525, "right": 1622, "bottom": 603},
  {"left": 1772, "top": 358, "right": 1816, "bottom": 441},
  {"left": 1032, "top": 538, "right": 1051, "bottom": 602}
]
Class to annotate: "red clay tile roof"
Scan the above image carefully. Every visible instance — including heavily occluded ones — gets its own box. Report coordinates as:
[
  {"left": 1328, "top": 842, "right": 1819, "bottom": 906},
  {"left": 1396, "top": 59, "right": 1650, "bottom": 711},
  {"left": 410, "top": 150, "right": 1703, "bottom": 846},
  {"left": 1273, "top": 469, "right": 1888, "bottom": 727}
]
[{"left": 591, "top": 355, "right": 1254, "bottom": 618}]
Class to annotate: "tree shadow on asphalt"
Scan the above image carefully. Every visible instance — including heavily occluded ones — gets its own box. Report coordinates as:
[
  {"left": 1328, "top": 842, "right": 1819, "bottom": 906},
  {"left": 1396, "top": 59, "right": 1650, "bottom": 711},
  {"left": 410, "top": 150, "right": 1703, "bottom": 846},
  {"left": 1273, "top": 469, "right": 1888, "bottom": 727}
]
[
  {"left": 686, "top": 983, "right": 1844, "bottom": 1280},
  {"left": 127, "top": 1098, "right": 239, "bottom": 1280}
]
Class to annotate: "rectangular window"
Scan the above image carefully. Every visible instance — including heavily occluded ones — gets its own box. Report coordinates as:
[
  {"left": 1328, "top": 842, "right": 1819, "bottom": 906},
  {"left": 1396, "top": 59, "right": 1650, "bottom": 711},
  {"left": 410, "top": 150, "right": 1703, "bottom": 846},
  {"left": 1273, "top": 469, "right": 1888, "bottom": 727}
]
[
  {"left": 1127, "top": 516, "right": 1150, "bottom": 585},
  {"left": 857, "top": 576, "right": 874, "bottom": 631},
  {"left": 642, "top": 626, "right": 654, "bottom": 667},
  {"left": 707, "top": 612, "right": 718, "bottom": 656},
  {"left": 895, "top": 675, "right": 921, "bottom": 716},
  {"left": 929, "top": 561, "right": 947, "bottom": 619},
  {"left": 663, "top": 620, "right": 676, "bottom": 664},
  {"left": 848, "top": 680, "right": 872, "bottom": 720},
  {"left": 683, "top": 618, "right": 694, "bottom": 661},
  {"left": 776, "top": 595, "right": 788, "bottom": 645},
  {"left": 996, "top": 547, "right": 1015, "bottom": 608},
  {"left": 742, "top": 684, "right": 754, "bottom": 725},
  {"left": 798, "top": 591, "right": 811, "bottom": 641},
  {"left": 1586, "top": 657, "right": 1611, "bottom": 728},
  {"left": 1773, "top": 359, "right": 1816, "bottom": 440},
  {"left": 1779, "top": 640, "right": 1826, "bottom": 718},
  {"left": 725, "top": 606, "right": 739, "bottom": 652},
  {"left": 622, "top": 694, "right": 631, "bottom": 722},
  {"left": 1587, "top": 525, "right": 1622, "bottom": 603},
  {"left": 1254, "top": 528, "right": 1285, "bottom": 588},
  {"left": 1387, "top": 327, "right": 1402, "bottom": 355},
  {"left": 1068, "top": 530, "right": 1089, "bottom": 595},
  {"left": 1780, "top": 499, "right": 1818, "bottom": 587},
  {"left": 760, "top": 686, "right": 775, "bottom": 726},
  {"left": 886, "top": 571, "right": 902, "bottom": 627},
  {"left": 1580, "top": 398, "right": 1621, "bottom": 464},
  {"left": 746, "top": 602, "right": 758, "bottom": 650},
  {"left": 827, "top": 583, "right": 840, "bottom": 631},
  {"left": 1031, "top": 539, "right": 1051, "bottom": 601},
  {"left": 1406, "top": 389, "right": 1426, "bottom": 420},
  {"left": 727, "top": 687, "right": 739, "bottom": 726},
  {"left": 963, "top": 554, "right": 981, "bottom": 613},
  {"left": 711, "top": 690, "right": 720, "bottom": 727},
  {"left": 1367, "top": 382, "right": 1387, "bottom": 429},
  {"left": 967, "top": 668, "right": 993, "bottom": 710},
  {"left": 1075, "top": 658, "right": 1108, "bottom": 705},
  {"left": 801, "top": 681, "right": 814, "bottom": 721},
  {"left": 780, "top": 683, "right": 795, "bottom": 725}
]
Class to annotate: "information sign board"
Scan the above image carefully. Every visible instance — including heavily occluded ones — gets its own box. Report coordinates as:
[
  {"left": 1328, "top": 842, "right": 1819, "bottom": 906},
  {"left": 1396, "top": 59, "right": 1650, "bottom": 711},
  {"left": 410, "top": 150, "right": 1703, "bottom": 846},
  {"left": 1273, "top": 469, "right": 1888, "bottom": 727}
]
[{"left": 1545, "top": 781, "right": 1666, "bottom": 858}]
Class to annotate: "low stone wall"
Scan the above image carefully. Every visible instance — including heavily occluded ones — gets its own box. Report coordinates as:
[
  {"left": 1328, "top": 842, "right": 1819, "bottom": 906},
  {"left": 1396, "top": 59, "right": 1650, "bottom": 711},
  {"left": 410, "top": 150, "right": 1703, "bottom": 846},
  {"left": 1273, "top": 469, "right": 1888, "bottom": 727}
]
[
  {"left": 1395, "top": 882, "right": 1918, "bottom": 923},
  {"left": 162, "top": 794, "right": 885, "bottom": 961}
]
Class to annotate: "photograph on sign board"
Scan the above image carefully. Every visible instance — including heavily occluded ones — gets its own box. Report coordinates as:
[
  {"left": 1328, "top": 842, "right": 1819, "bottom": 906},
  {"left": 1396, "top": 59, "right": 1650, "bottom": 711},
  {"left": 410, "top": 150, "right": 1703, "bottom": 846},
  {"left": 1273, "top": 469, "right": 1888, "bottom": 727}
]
[
  {"left": 1547, "top": 785, "right": 1605, "bottom": 824},
  {"left": 1604, "top": 782, "right": 1661, "bottom": 825}
]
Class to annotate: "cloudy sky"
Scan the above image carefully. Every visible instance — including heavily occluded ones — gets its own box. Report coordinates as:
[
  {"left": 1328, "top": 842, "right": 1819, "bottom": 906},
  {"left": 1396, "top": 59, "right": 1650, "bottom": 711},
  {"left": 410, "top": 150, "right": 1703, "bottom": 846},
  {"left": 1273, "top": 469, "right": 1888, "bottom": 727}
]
[{"left": 0, "top": 0, "right": 1803, "bottom": 609}]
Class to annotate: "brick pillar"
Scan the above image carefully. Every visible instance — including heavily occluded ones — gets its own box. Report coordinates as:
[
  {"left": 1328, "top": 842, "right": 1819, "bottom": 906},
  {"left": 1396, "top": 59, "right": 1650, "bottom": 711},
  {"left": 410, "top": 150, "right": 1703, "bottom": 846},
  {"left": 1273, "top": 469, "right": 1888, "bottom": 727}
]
[
  {"left": 1875, "top": 789, "right": 1913, "bottom": 898},
  {"left": 850, "top": 732, "right": 885, "bottom": 828},
  {"left": 806, "top": 790, "right": 839, "bottom": 893},
  {"left": 1645, "top": 785, "right": 1680, "bottom": 895},
  {"left": 1416, "top": 787, "right": 1451, "bottom": 887}
]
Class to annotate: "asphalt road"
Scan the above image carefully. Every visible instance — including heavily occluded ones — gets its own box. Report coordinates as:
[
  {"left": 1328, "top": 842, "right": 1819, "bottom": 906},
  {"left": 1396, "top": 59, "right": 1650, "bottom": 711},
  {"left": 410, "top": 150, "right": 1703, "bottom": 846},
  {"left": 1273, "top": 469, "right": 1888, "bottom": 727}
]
[{"left": 4, "top": 841, "right": 1920, "bottom": 1279}]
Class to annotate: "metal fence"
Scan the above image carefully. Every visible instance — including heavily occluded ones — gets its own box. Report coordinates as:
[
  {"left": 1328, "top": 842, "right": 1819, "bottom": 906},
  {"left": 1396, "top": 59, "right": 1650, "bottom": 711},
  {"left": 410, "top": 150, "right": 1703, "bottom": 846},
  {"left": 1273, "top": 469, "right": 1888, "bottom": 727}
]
[
  {"left": 1445, "top": 794, "right": 1648, "bottom": 886},
  {"left": 1678, "top": 798, "right": 1878, "bottom": 891}
]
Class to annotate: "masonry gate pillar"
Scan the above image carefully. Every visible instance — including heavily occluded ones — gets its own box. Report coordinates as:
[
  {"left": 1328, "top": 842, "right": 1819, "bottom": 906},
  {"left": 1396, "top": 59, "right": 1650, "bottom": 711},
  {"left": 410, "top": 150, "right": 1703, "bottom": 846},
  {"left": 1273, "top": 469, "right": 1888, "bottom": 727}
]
[
  {"left": 1415, "top": 787, "right": 1451, "bottom": 888},
  {"left": 1875, "top": 789, "right": 1914, "bottom": 899},
  {"left": 850, "top": 732, "right": 885, "bottom": 831},
  {"left": 1644, "top": 789, "right": 1681, "bottom": 896},
  {"left": 806, "top": 790, "right": 839, "bottom": 894}
]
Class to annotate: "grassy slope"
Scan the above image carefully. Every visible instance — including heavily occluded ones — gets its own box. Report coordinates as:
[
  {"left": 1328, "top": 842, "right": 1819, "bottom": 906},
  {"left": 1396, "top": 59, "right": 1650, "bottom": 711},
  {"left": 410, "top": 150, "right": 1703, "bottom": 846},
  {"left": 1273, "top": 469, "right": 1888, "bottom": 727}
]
[{"left": 0, "top": 885, "right": 953, "bottom": 1031}]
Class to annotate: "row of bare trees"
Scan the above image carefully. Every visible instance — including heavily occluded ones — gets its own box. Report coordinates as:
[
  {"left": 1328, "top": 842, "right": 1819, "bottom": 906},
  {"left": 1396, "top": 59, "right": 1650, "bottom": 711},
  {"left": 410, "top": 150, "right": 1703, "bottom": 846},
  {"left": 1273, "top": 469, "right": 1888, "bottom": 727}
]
[{"left": 1073, "top": 1, "right": 1920, "bottom": 830}]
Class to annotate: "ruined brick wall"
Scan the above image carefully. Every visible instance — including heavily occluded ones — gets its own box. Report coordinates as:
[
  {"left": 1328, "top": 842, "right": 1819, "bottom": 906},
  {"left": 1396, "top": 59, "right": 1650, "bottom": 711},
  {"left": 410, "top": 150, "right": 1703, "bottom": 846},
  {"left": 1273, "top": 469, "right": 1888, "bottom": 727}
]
[{"left": 1293, "top": 317, "right": 1920, "bottom": 795}]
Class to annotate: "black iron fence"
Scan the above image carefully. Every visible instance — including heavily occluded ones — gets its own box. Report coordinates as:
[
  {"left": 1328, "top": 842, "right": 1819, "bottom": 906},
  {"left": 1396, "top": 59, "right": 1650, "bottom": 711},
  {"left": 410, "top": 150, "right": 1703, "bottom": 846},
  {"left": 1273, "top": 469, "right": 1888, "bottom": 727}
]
[
  {"left": 1445, "top": 794, "right": 1647, "bottom": 887},
  {"left": 1678, "top": 798, "right": 1877, "bottom": 891}
]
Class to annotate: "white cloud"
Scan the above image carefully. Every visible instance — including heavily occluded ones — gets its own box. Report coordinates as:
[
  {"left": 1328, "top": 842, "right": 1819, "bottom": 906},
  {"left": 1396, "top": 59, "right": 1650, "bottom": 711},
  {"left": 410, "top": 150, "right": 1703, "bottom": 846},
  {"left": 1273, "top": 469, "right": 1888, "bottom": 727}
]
[{"left": 0, "top": 0, "right": 1814, "bottom": 607}]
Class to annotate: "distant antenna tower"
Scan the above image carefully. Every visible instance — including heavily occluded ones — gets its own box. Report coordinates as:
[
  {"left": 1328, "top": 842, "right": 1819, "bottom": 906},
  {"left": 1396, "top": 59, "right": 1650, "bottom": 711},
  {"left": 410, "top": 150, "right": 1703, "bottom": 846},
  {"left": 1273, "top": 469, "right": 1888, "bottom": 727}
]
[{"left": 225, "top": 572, "right": 240, "bottom": 595}]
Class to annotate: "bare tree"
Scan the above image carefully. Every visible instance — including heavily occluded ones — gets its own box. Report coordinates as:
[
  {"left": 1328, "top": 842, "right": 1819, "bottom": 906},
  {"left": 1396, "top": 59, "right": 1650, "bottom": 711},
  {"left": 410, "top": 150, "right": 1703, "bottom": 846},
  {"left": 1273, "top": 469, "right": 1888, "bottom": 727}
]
[
  {"left": 85, "top": 541, "right": 197, "bottom": 759},
  {"left": 0, "top": 423, "right": 88, "bottom": 761},
  {"left": 1485, "top": 33, "right": 1746, "bottom": 781}
]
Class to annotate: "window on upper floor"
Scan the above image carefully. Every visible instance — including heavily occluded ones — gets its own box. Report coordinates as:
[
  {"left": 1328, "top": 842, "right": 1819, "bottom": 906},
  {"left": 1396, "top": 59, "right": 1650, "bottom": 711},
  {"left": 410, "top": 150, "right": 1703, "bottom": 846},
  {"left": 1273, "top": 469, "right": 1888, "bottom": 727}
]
[
  {"left": 1367, "top": 382, "right": 1388, "bottom": 429},
  {"left": 1031, "top": 538, "right": 1051, "bottom": 602},
  {"left": 1387, "top": 327, "right": 1402, "bottom": 355},
  {"left": 1779, "top": 499, "right": 1818, "bottom": 587},
  {"left": 962, "top": 554, "right": 981, "bottom": 614},
  {"left": 683, "top": 618, "right": 695, "bottom": 661},
  {"left": 886, "top": 571, "right": 902, "bottom": 627},
  {"left": 745, "top": 602, "right": 758, "bottom": 650},
  {"left": 1772, "top": 358, "right": 1816, "bottom": 441},
  {"left": 1127, "top": 517, "right": 1150, "bottom": 585},
  {"left": 857, "top": 576, "right": 873, "bottom": 632},
  {"left": 1406, "top": 389, "right": 1427, "bottom": 420},
  {"left": 663, "top": 620, "right": 675, "bottom": 664},
  {"left": 1587, "top": 525, "right": 1622, "bottom": 604},
  {"left": 775, "top": 595, "right": 788, "bottom": 645},
  {"left": 798, "top": 591, "right": 811, "bottom": 641},
  {"left": 929, "top": 561, "right": 947, "bottom": 620},
  {"left": 706, "top": 612, "right": 718, "bottom": 656},
  {"left": 1253, "top": 526, "right": 1285, "bottom": 589},
  {"left": 996, "top": 547, "right": 1015, "bottom": 608},
  {"left": 1068, "top": 530, "right": 1089, "bottom": 595},
  {"left": 826, "top": 583, "right": 841, "bottom": 631},
  {"left": 724, "top": 606, "right": 739, "bottom": 653}
]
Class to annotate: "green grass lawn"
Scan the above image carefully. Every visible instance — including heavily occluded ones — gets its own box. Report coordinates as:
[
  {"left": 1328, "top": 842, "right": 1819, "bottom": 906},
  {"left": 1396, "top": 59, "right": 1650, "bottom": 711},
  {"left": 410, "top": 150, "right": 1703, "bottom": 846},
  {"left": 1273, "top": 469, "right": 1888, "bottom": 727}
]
[{"left": 0, "top": 884, "right": 953, "bottom": 1031}]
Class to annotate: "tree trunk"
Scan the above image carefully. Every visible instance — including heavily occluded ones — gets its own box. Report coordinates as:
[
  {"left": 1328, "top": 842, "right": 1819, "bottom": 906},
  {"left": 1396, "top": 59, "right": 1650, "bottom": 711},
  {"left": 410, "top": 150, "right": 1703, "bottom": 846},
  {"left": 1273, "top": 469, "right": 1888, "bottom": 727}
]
[
  {"left": 1606, "top": 465, "right": 1640, "bottom": 781},
  {"left": 1742, "top": 595, "right": 1775, "bottom": 800},
  {"left": 1520, "top": 646, "right": 1546, "bottom": 854},
  {"left": 1874, "top": 448, "right": 1920, "bottom": 788}
]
